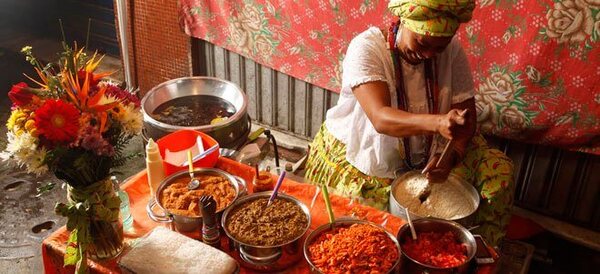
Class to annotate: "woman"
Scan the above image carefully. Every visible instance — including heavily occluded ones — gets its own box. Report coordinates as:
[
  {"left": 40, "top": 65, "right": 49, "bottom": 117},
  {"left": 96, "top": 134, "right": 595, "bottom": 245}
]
[{"left": 305, "top": 0, "right": 514, "bottom": 246}]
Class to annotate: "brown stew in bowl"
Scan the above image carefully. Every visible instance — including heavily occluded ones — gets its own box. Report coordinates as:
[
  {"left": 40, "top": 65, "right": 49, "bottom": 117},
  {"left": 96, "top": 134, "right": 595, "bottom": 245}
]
[
  {"left": 225, "top": 197, "right": 308, "bottom": 246},
  {"left": 160, "top": 174, "right": 236, "bottom": 217},
  {"left": 151, "top": 95, "right": 236, "bottom": 127}
]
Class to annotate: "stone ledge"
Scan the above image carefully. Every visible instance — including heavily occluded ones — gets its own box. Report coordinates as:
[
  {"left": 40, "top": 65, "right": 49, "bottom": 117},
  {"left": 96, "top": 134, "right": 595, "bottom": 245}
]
[{"left": 513, "top": 207, "right": 600, "bottom": 251}]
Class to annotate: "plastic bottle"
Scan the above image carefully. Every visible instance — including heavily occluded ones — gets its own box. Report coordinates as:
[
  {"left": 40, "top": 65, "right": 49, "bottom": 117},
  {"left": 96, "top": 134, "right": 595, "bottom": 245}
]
[
  {"left": 111, "top": 176, "right": 133, "bottom": 232},
  {"left": 145, "top": 138, "right": 165, "bottom": 197}
]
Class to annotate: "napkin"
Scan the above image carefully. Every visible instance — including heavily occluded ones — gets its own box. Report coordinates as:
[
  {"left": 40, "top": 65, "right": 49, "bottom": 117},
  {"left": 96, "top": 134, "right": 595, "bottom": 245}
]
[{"left": 119, "top": 227, "right": 237, "bottom": 274}]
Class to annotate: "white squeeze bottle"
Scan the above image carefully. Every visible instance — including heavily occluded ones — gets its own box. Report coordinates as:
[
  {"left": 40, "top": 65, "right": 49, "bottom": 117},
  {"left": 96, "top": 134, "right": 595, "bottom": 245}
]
[{"left": 145, "top": 138, "right": 165, "bottom": 197}]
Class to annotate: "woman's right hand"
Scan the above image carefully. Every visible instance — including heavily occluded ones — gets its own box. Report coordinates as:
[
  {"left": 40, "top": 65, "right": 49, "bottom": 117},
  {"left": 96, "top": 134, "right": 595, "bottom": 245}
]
[{"left": 436, "top": 109, "right": 467, "bottom": 140}]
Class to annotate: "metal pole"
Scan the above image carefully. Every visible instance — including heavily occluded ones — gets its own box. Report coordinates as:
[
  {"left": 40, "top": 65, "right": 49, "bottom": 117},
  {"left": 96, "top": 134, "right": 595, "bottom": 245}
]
[{"left": 115, "top": 0, "right": 134, "bottom": 90}]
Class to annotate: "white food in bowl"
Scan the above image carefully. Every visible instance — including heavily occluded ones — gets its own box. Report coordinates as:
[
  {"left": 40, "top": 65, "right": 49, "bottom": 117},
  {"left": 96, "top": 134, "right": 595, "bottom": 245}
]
[{"left": 393, "top": 175, "right": 476, "bottom": 219}]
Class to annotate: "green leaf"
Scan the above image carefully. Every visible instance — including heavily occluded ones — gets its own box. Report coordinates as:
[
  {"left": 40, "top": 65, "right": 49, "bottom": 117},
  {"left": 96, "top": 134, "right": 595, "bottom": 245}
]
[
  {"left": 514, "top": 87, "right": 526, "bottom": 97},
  {"left": 64, "top": 230, "right": 80, "bottom": 266},
  {"left": 511, "top": 99, "right": 527, "bottom": 107},
  {"left": 36, "top": 182, "right": 56, "bottom": 197}
]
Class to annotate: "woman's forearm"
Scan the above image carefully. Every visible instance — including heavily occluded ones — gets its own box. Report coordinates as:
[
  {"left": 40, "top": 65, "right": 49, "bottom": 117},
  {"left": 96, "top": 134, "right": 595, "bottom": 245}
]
[{"left": 371, "top": 106, "right": 440, "bottom": 137}]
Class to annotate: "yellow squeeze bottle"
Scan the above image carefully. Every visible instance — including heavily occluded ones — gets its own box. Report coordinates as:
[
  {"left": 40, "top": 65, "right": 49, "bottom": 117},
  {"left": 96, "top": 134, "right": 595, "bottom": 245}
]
[{"left": 145, "top": 138, "right": 165, "bottom": 197}]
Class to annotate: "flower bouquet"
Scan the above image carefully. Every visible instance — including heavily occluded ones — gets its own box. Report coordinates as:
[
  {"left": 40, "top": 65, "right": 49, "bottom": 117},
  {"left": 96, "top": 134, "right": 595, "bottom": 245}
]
[{"left": 1, "top": 44, "right": 142, "bottom": 273}]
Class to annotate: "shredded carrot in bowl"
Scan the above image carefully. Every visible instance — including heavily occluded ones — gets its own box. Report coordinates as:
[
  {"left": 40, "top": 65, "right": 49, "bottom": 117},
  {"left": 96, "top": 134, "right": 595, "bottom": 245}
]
[{"left": 307, "top": 223, "right": 399, "bottom": 274}]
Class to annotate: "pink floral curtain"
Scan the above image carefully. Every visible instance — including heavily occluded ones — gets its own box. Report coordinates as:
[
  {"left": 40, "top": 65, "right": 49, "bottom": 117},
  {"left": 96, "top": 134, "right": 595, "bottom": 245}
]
[{"left": 179, "top": 0, "right": 600, "bottom": 154}]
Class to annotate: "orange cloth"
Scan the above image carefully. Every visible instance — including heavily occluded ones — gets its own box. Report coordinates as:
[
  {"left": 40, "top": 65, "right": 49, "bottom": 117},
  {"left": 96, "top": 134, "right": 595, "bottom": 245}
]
[{"left": 42, "top": 157, "right": 496, "bottom": 273}]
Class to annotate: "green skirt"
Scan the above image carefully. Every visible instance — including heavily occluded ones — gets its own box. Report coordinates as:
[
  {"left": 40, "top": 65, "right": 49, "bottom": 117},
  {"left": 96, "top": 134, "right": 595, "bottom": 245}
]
[{"left": 305, "top": 124, "right": 515, "bottom": 246}]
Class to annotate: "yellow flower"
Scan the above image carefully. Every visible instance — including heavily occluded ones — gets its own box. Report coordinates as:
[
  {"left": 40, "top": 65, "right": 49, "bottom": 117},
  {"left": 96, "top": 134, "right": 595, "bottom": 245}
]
[{"left": 6, "top": 108, "right": 36, "bottom": 136}]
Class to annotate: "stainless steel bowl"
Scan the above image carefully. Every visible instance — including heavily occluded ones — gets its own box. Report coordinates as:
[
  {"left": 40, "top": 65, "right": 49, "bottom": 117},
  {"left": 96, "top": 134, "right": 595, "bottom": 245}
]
[
  {"left": 390, "top": 171, "right": 480, "bottom": 227},
  {"left": 397, "top": 218, "right": 477, "bottom": 273},
  {"left": 141, "top": 76, "right": 250, "bottom": 148},
  {"left": 146, "top": 168, "right": 247, "bottom": 232},
  {"left": 221, "top": 192, "right": 311, "bottom": 266},
  {"left": 303, "top": 218, "right": 402, "bottom": 274}
]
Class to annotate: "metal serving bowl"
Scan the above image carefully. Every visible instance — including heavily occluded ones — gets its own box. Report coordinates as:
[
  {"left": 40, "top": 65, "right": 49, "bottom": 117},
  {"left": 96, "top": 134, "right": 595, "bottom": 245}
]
[
  {"left": 390, "top": 171, "right": 480, "bottom": 227},
  {"left": 141, "top": 76, "right": 250, "bottom": 148},
  {"left": 303, "top": 218, "right": 402, "bottom": 274},
  {"left": 146, "top": 168, "right": 247, "bottom": 232},
  {"left": 397, "top": 218, "right": 477, "bottom": 273},
  {"left": 221, "top": 192, "right": 311, "bottom": 266}
]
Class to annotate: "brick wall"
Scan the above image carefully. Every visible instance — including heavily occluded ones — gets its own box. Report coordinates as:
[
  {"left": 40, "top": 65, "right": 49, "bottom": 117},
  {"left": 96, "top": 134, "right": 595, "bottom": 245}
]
[{"left": 114, "top": 0, "right": 192, "bottom": 95}]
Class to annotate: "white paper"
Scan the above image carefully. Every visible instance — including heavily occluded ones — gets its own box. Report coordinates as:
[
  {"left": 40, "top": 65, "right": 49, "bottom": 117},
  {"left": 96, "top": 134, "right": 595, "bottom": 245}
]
[{"left": 164, "top": 136, "right": 204, "bottom": 166}]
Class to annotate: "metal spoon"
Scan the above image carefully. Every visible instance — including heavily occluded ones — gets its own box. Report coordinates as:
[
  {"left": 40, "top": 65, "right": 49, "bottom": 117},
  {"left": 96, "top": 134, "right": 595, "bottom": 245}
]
[
  {"left": 187, "top": 150, "right": 200, "bottom": 190},
  {"left": 405, "top": 207, "right": 417, "bottom": 240}
]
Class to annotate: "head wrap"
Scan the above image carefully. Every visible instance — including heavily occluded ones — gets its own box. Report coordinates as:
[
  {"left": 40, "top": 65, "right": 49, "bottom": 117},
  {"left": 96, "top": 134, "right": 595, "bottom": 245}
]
[{"left": 388, "top": 0, "right": 475, "bottom": 37}]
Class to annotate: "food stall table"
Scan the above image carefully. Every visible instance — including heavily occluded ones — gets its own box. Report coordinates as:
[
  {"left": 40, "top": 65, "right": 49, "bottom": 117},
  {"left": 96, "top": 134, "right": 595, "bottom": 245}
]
[{"left": 42, "top": 157, "right": 497, "bottom": 273}]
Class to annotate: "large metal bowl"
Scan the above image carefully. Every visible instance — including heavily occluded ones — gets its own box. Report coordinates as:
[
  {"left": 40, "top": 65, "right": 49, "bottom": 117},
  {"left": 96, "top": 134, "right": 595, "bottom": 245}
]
[
  {"left": 303, "top": 218, "right": 402, "bottom": 274},
  {"left": 397, "top": 218, "right": 477, "bottom": 273},
  {"left": 390, "top": 171, "right": 480, "bottom": 227},
  {"left": 146, "top": 168, "right": 247, "bottom": 232},
  {"left": 141, "top": 76, "right": 250, "bottom": 148},
  {"left": 221, "top": 192, "right": 311, "bottom": 267}
]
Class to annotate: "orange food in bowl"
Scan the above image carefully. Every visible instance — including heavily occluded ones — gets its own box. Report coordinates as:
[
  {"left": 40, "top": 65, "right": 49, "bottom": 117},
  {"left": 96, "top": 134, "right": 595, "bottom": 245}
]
[{"left": 160, "top": 174, "right": 236, "bottom": 217}]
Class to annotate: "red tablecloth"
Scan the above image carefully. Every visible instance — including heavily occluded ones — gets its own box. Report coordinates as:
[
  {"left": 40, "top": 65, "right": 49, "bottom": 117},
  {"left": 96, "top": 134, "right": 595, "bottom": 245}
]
[
  {"left": 42, "top": 157, "right": 497, "bottom": 273},
  {"left": 179, "top": 0, "right": 600, "bottom": 154}
]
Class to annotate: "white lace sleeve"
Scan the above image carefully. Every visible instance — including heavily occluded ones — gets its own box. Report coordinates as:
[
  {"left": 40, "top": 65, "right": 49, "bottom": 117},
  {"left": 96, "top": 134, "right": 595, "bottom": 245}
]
[
  {"left": 451, "top": 44, "right": 475, "bottom": 104},
  {"left": 341, "top": 33, "right": 389, "bottom": 89}
]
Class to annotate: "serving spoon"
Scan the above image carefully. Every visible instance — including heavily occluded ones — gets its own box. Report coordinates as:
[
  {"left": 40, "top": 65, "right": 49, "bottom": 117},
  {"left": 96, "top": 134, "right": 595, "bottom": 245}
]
[
  {"left": 187, "top": 150, "right": 201, "bottom": 190},
  {"left": 405, "top": 207, "right": 417, "bottom": 240},
  {"left": 420, "top": 109, "right": 468, "bottom": 202}
]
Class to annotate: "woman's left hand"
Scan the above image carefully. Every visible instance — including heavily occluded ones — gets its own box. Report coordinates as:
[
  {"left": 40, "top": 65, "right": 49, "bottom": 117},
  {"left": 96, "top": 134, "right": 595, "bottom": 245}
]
[{"left": 423, "top": 153, "right": 454, "bottom": 183}]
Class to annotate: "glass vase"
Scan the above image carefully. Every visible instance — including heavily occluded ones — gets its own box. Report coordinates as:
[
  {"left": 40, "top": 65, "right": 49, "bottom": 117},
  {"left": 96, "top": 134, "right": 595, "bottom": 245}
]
[
  {"left": 87, "top": 218, "right": 124, "bottom": 260},
  {"left": 66, "top": 178, "right": 124, "bottom": 260}
]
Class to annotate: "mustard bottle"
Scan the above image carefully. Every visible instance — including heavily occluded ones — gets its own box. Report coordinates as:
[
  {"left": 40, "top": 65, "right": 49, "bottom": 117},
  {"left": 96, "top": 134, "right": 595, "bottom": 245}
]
[{"left": 145, "top": 138, "right": 165, "bottom": 197}]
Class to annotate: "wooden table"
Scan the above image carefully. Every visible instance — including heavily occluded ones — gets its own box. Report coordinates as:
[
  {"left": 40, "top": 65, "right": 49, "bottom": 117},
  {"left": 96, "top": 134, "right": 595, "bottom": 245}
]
[{"left": 42, "top": 157, "right": 497, "bottom": 273}]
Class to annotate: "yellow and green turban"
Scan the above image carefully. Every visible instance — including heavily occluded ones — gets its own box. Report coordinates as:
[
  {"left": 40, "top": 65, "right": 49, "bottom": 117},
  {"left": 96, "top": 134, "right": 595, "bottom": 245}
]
[{"left": 388, "top": 0, "right": 475, "bottom": 37}]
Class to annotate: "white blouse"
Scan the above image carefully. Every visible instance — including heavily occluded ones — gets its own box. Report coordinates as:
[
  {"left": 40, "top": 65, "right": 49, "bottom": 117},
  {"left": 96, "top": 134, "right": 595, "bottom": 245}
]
[{"left": 325, "top": 27, "right": 474, "bottom": 179}]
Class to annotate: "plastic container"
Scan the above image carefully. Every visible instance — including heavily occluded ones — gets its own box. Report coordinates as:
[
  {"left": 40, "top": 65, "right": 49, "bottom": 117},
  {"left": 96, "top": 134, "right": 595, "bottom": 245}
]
[
  {"left": 145, "top": 138, "right": 165, "bottom": 197},
  {"left": 156, "top": 130, "right": 220, "bottom": 176}
]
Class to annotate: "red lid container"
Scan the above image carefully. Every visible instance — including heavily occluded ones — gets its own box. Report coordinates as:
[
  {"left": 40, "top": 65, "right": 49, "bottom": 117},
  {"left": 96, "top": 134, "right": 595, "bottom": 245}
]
[{"left": 156, "top": 130, "right": 220, "bottom": 176}]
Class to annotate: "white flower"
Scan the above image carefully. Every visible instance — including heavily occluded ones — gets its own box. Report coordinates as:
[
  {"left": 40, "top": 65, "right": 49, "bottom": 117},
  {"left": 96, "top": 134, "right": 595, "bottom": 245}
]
[
  {"left": 1, "top": 131, "right": 48, "bottom": 175},
  {"left": 525, "top": 65, "right": 541, "bottom": 83},
  {"left": 545, "top": 0, "right": 594, "bottom": 43},
  {"left": 118, "top": 104, "right": 143, "bottom": 136}
]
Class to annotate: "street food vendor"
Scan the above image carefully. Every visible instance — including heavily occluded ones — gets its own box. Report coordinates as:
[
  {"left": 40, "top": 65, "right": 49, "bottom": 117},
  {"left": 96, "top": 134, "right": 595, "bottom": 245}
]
[{"left": 305, "top": 0, "right": 514, "bottom": 246}]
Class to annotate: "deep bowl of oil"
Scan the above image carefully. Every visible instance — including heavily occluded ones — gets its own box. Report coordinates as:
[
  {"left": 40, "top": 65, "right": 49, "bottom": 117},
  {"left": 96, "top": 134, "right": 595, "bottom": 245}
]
[{"left": 141, "top": 77, "right": 250, "bottom": 148}]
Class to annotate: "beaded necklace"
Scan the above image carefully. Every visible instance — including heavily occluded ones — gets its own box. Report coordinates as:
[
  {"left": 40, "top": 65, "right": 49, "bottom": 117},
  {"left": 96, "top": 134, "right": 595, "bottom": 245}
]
[{"left": 388, "top": 22, "right": 439, "bottom": 170}]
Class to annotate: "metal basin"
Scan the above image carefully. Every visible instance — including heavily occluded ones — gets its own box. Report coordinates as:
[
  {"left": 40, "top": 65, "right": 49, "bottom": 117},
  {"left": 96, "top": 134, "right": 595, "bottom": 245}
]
[
  {"left": 141, "top": 76, "right": 250, "bottom": 148},
  {"left": 303, "top": 218, "right": 402, "bottom": 274},
  {"left": 221, "top": 192, "right": 311, "bottom": 267},
  {"left": 146, "top": 168, "right": 247, "bottom": 232},
  {"left": 397, "top": 218, "right": 477, "bottom": 273},
  {"left": 390, "top": 171, "right": 480, "bottom": 227}
]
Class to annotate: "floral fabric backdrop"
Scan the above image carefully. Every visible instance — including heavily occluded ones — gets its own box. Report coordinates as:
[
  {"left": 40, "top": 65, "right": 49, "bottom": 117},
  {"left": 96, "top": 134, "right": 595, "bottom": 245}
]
[{"left": 179, "top": 0, "right": 600, "bottom": 154}]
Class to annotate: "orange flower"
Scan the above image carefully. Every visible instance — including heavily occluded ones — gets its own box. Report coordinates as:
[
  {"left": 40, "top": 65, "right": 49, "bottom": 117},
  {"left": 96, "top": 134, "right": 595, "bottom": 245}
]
[
  {"left": 60, "top": 52, "right": 116, "bottom": 133},
  {"left": 34, "top": 100, "right": 80, "bottom": 143}
]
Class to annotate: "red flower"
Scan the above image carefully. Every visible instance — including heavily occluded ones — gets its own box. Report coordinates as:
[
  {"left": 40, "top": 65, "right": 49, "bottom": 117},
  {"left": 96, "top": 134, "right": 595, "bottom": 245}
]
[
  {"left": 104, "top": 84, "right": 140, "bottom": 108},
  {"left": 8, "top": 82, "right": 33, "bottom": 107},
  {"left": 35, "top": 100, "right": 81, "bottom": 143}
]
